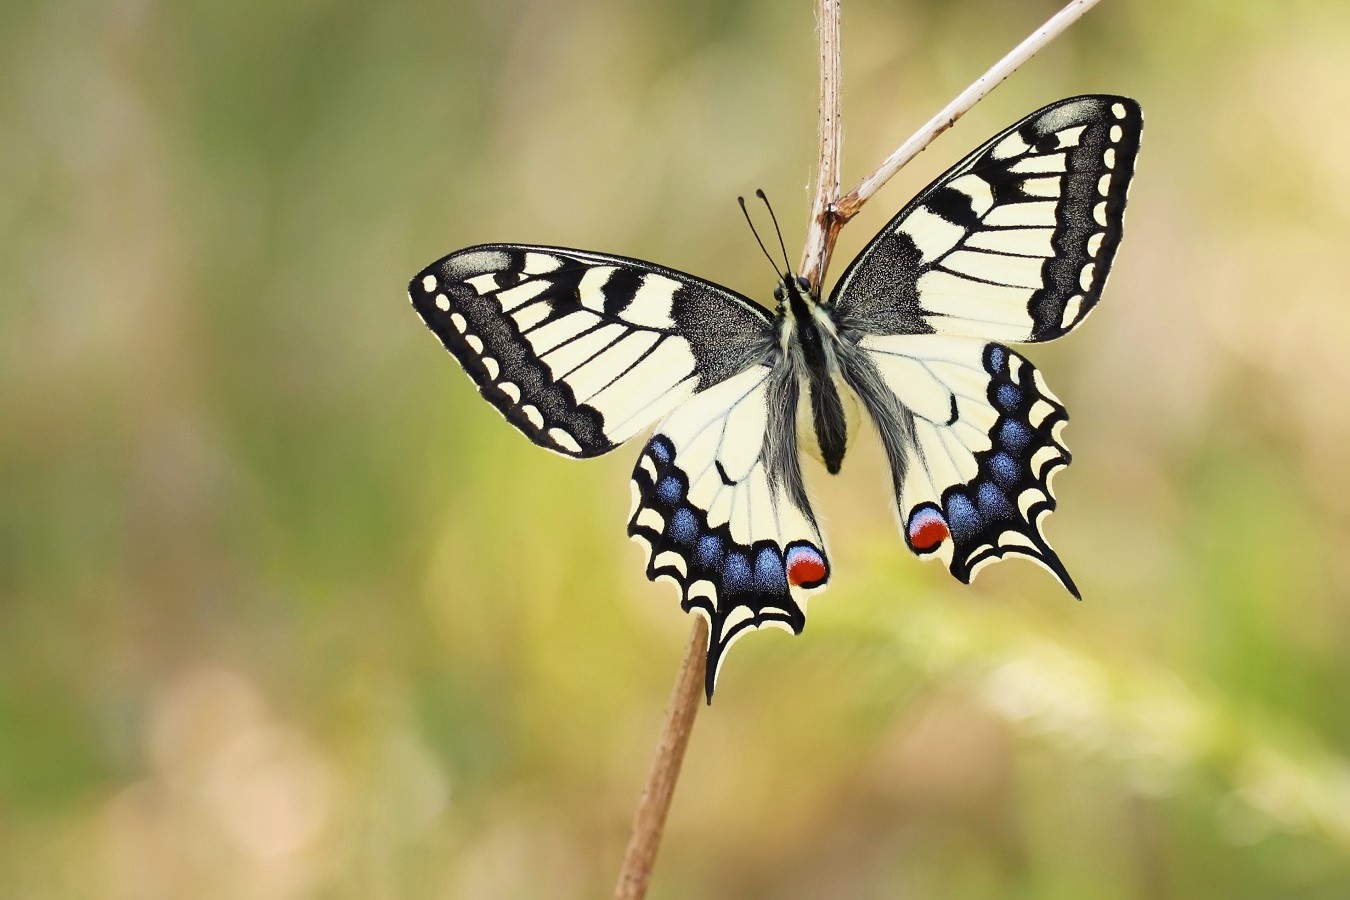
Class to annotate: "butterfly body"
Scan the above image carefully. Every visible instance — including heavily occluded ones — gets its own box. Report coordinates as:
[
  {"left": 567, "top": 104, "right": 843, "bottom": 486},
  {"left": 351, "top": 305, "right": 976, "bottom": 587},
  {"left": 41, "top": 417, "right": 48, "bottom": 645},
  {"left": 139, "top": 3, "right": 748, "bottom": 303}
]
[
  {"left": 771, "top": 275, "right": 851, "bottom": 474},
  {"left": 410, "top": 96, "right": 1142, "bottom": 700}
]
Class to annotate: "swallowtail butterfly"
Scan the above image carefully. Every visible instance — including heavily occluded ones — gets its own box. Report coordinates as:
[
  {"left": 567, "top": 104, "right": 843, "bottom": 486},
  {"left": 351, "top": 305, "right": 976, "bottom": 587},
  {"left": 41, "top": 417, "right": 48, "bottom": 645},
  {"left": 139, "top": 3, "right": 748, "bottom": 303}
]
[{"left": 409, "top": 96, "right": 1142, "bottom": 700}]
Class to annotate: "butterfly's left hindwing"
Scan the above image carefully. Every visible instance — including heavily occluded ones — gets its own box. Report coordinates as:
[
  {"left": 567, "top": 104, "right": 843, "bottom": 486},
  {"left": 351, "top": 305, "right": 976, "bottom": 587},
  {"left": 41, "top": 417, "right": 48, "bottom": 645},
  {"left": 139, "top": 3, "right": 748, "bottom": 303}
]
[
  {"left": 627, "top": 365, "right": 830, "bottom": 700},
  {"left": 410, "top": 245, "right": 773, "bottom": 458}
]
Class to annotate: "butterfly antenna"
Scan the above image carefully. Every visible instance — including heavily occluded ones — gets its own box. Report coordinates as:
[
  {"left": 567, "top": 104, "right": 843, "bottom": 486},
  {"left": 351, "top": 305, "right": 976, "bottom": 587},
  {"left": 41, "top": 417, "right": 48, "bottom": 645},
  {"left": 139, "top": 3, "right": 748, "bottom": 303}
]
[
  {"left": 755, "top": 189, "right": 793, "bottom": 276},
  {"left": 738, "top": 195, "right": 785, "bottom": 281}
]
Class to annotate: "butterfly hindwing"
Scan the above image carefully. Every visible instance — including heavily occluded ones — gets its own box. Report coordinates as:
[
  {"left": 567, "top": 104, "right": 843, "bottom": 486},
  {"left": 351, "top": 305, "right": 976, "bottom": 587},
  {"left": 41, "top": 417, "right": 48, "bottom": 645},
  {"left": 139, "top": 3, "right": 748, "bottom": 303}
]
[
  {"left": 410, "top": 245, "right": 774, "bottom": 457},
  {"left": 830, "top": 95, "right": 1142, "bottom": 342},
  {"left": 840, "top": 334, "right": 1076, "bottom": 594},
  {"left": 627, "top": 364, "right": 830, "bottom": 699}
]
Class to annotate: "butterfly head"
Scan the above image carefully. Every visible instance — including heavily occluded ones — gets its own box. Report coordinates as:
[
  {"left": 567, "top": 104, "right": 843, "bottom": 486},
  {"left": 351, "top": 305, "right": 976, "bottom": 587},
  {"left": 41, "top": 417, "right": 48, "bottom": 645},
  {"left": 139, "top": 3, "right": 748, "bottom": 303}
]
[
  {"left": 739, "top": 189, "right": 824, "bottom": 314},
  {"left": 772, "top": 272, "right": 822, "bottom": 315}
]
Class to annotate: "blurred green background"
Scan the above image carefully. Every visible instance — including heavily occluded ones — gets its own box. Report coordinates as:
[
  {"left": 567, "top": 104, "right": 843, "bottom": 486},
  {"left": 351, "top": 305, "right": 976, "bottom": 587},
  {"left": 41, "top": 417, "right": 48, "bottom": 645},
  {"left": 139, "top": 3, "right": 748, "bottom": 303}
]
[{"left": 4, "top": 0, "right": 1350, "bottom": 896}]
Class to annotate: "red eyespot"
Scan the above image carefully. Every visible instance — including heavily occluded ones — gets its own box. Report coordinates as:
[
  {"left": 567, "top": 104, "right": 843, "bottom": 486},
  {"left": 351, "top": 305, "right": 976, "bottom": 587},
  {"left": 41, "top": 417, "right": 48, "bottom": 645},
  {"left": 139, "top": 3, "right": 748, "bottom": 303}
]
[
  {"left": 907, "top": 508, "right": 950, "bottom": 553},
  {"left": 909, "top": 519, "right": 949, "bottom": 551},
  {"left": 788, "top": 555, "right": 827, "bottom": 587},
  {"left": 785, "top": 544, "right": 829, "bottom": 588}
]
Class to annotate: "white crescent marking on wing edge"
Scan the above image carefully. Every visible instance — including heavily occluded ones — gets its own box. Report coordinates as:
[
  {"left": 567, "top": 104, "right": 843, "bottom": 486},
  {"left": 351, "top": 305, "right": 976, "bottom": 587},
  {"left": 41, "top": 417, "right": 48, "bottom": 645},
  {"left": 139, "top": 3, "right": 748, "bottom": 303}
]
[
  {"left": 1028, "top": 399, "right": 1055, "bottom": 427},
  {"left": 1079, "top": 263, "right": 1096, "bottom": 291},
  {"left": 550, "top": 428, "right": 582, "bottom": 454},
  {"left": 1061, "top": 295, "right": 1083, "bottom": 328},
  {"left": 654, "top": 550, "right": 687, "bottom": 576}
]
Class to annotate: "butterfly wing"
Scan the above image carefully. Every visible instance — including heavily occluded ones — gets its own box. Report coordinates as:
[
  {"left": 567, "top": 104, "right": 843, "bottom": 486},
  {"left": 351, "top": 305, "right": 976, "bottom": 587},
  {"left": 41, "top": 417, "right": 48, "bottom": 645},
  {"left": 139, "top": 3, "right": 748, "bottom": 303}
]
[
  {"left": 410, "top": 244, "right": 774, "bottom": 457},
  {"left": 830, "top": 95, "right": 1141, "bottom": 342},
  {"left": 832, "top": 96, "right": 1142, "bottom": 594},
  {"left": 840, "top": 335, "right": 1076, "bottom": 595},
  {"left": 627, "top": 364, "right": 830, "bottom": 700}
]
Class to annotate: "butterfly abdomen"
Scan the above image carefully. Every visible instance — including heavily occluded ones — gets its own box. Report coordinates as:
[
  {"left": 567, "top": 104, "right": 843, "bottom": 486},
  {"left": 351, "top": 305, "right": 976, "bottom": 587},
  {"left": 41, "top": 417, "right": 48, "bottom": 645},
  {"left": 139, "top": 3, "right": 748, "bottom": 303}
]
[{"left": 809, "top": 375, "right": 848, "bottom": 474}]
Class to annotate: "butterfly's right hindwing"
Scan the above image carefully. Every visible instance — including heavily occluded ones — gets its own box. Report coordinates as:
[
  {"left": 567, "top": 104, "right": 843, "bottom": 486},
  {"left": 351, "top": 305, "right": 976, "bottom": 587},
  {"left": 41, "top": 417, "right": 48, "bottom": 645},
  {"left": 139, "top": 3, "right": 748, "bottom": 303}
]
[{"left": 410, "top": 245, "right": 774, "bottom": 457}]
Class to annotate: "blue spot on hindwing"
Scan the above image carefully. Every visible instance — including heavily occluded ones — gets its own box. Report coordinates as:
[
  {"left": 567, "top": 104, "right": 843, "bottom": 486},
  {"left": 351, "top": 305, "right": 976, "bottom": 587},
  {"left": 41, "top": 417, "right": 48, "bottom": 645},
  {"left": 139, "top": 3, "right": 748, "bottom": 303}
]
[
  {"left": 648, "top": 438, "right": 672, "bottom": 464},
  {"left": 668, "top": 507, "right": 698, "bottom": 545},
  {"left": 656, "top": 475, "right": 684, "bottom": 504},
  {"left": 753, "top": 547, "right": 787, "bottom": 591},
  {"left": 987, "top": 345, "right": 1006, "bottom": 372},
  {"left": 977, "top": 481, "right": 1015, "bottom": 518},
  {"left": 697, "top": 534, "right": 724, "bottom": 568},
  {"left": 724, "top": 552, "right": 751, "bottom": 593},
  {"left": 944, "top": 493, "right": 981, "bottom": 541},
  {"left": 999, "top": 418, "right": 1032, "bottom": 453},
  {"left": 989, "top": 451, "right": 1019, "bottom": 486},
  {"left": 995, "top": 383, "right": 1021, "bottom": 413}
]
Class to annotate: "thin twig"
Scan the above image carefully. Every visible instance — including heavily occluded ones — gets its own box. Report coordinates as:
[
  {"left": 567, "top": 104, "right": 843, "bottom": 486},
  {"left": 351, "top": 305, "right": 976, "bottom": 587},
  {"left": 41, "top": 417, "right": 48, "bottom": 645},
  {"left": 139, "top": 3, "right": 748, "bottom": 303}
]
[
  {"left": 798, "top": 0, "right": 844, "bottom": 292},
  {"left": 803, "top": 0, "right": 1108, "bottom": 287},
  {"left": 613, "top": 616, "right": 708, "bottom": 900}
]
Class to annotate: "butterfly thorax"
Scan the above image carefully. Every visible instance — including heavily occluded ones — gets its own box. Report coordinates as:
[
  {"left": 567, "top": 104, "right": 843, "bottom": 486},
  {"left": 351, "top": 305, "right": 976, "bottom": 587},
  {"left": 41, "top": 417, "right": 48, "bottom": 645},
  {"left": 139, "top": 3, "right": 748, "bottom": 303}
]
[{"left": 774, "top": 276, "right": 849, "bottom": 475}]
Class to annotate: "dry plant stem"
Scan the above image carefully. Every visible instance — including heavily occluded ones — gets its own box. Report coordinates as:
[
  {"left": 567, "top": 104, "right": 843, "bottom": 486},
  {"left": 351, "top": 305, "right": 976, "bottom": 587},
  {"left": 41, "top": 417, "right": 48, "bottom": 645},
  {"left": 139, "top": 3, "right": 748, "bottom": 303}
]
[
  {"left": 801, "top": 0, "right": 1108, "bottom": 289},
  {"left": 613, "top": 616, "right": 709, "bottom": 900},
  {"left": 799, "top": 0, "right": 843, "bottom": 292}
]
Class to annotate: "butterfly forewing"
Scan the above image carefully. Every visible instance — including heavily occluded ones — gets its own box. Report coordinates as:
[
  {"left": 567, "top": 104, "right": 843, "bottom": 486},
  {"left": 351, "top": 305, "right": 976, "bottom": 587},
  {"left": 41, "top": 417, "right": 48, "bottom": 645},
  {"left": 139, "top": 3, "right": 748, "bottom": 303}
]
[
  {"left": 830, "top": 96, "right": 1141, "bottom": 342},
  {"left": 410, "top": 245, "right": 774, "bottom": 457}
]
